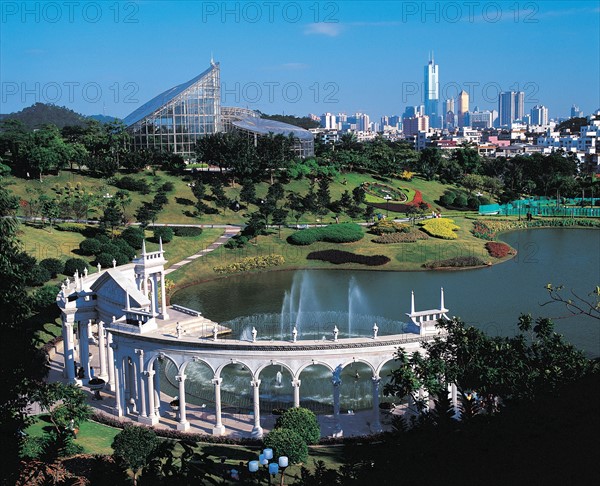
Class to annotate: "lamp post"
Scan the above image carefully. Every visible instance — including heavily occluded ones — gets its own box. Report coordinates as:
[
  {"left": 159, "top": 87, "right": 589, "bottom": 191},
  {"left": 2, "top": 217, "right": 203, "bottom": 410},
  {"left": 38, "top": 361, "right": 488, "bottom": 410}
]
[
  {"left": 384, "top": 195, "right": 392, "bottom": 218},
  {"left": 249, "top": 448, "right": 289, "bottom": 485}
]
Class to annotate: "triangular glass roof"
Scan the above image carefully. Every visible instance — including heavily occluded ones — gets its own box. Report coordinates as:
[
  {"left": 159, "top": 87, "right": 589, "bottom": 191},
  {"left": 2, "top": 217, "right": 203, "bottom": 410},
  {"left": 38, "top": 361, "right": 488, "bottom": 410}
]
[{"left": 123, "top": 64, "right": 218, "bottom": 127}]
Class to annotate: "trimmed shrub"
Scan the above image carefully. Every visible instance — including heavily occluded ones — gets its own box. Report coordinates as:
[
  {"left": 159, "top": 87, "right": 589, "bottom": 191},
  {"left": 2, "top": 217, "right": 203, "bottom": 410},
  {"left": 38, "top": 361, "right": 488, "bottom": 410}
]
[
  {"left": 95, "top": 234, "right": 111, "bottom": 244},
  {"left": 454, "top": 193, "right": 468, "bottom": 208},
  {"left": 275, "top": 407, "right": 320, "bottom": 445},
  {"left": 373, "top": 229, "right": 430, "bottom": 243},
  {"left": 424, "top": 256, "right": 487, "bottom": 269},
  {"left": 96, "top": 252, "right": 128, "bottom": 268},
  {"left": 213, "top": 255, "right": 285, "bottom": 274},
  {"left": 263, "top": 428, "right": 308, "bottom": 464},
  {"left": 64, "top": 258, "right": 89, "bottom": 276},
  {"left": 114, "top": 176, "right": 151, "bottom": 194},
  {"left": 152, "top": 226, "right": 174, "bottom": 243},
  {"left": 420, "top": 218, "right": 460, "bottom": 240},
  {"left": 440, "top": 192, "right": 456, "bottom": 207},
  {"left": 32, "top": 284, "right": 60, "bottom": 309},
  {"left": 485, "top": 241, "right": 514, "bottom": 258},
  {"left": 79, "top": 238, "right": 102, "bottom": 256},
  {"left": 113, "top": 238, "right": 136, "bottom": 259},
  {"left": 369, "top": 219, "right": 409, "bottom": 235},
  {"left": 172, "top": 226, "right": 203, "bottom": 237},
  {"left": 288, "top": 223, "right": 363, "bottom": 246},
  {"left": 26, "top": 265, "right": 51, "bottom": 286},
  {"left": 307, "top": 249, "right": 390, "bottom": 266},
  {"left": 120, "top": 226, "right": 145, "bottom": 249},
  {"left": 55, "top": 223, "right": 87, "bottom": 233},
  {"left": 39, "top": 258, "right": 64, "bottom": 278}
]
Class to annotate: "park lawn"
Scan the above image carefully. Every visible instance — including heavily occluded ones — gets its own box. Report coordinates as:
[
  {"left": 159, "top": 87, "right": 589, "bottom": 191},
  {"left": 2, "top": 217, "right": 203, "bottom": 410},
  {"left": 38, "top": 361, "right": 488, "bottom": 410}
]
[
  {"left": 26, "top": 415, "right": 120, "bottom": 456},
  {"left": 167, "top": 215, "right": 497, "bottom": 291},
  {"left": 145, "top": 228, "right": 224, "bottom": 269},
  {"left": 18, "top": 223, "right": 89, "bottom": 264}
]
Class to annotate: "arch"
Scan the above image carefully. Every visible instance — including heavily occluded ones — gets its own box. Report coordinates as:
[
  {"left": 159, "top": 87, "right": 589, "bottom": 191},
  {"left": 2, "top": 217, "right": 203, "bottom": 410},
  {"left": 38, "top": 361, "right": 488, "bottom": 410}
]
[
  {"left": 375, "top": 358, "right": 398, "bottom": 379},
  {"left": 296, "top": 359, "right": 334, "bottom": 378},
  {"left": 255, "top": 360, "right": 295, "bottom": 380},
  {"left": 215, "top": 360, "right": 252, "bottom": 380},
  {"left": 146, "top": 352, "right": 179, "bottom": 374},
  {"left": 298, "top": 363, "right": 335, "bottom": 414},
  {"left": 257, "top": 363, "right": 294, "bottom": 413},
  {"left": 217, "top": 361, "right": 254, "bottom": 414},
  {"left": 181, "top": 357, "right": 215, "bottom": 376},
  {"left": 340, "top": 358, "right": 376, "bottom": 377}
]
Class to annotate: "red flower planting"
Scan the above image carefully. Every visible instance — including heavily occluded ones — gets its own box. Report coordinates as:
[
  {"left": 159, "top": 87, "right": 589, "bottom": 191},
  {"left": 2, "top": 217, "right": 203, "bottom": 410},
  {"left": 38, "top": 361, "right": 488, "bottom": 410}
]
[{"left": 485, "top": 242, "right": 513, "bottom": 258}]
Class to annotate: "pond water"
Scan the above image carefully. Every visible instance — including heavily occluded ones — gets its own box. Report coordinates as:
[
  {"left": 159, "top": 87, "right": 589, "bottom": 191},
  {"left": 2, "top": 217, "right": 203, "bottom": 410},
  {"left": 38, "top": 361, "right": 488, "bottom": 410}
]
[{"left": 173, "top": 228, "right": 600, "bottom": 357}]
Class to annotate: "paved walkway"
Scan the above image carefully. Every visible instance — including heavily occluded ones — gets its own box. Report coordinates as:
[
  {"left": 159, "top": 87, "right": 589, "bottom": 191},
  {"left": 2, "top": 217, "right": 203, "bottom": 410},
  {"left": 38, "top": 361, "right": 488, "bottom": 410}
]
[{"left": 165, "top": 226, "right": 240, "bottom": 275}]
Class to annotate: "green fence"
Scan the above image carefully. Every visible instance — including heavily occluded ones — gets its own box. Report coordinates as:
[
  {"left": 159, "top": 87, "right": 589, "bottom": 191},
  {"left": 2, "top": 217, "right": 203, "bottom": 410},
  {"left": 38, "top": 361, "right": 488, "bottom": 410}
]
[{"left": 479, "top": 198, "right": 600, "bottom": 218}]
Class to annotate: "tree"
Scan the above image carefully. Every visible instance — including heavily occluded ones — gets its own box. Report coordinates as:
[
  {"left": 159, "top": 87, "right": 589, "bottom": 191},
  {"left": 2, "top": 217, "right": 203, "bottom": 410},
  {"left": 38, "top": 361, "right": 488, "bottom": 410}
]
[
  {"left": 239, "top": 178, "right": 257, "bottom": 205},
  {"left": 275, "top": 407, "right": 320, "bottom": 445},
  {"left": 263, "top": 427, "right": 308, "bottom": 464},
  {"left": 101, "top": 200, "right": 124, "bottom": 236},
  {"left": 135, "top": 203, "right": 157, "bottom": 228},
  {"left": 416, "top": 148, "right": 443, "bottom": 181},
  {"left": 541, "top": 284, "right": 600, "bottom": 321},
  {"left": 38, "top": 195, "right": 60, "bottom": 227},
  {"left": 461, "top": 174, "right": 484, "bottom": 195},
  {"left": 112, "top": 425, "right": 159, "bottom": 485},
  {"left": 210, "top": 179, "right": 229, "bottom": 210},
  {"left": 316, "top": 178, "right": 331, "bottom": 215},
  {"left": 39, "top": 258, "right": 64, "bottom": 278},
  {"left": 31, "top": 382, "right": 92, "bottom": 460},
  {"left": 64, "top": 257, "right": 89, "bottom": 276}
]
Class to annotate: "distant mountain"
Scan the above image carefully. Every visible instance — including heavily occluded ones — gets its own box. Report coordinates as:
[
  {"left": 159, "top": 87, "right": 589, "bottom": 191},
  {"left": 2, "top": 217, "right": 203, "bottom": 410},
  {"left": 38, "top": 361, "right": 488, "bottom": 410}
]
[
  {"left": 0, "top": 103, "right": 119, "bottom": 130},
  {"left": 259, "top": 112, "right": 320, "bottom": 130},
  {"left": 89, "top": 114, "right": 118, "bottom": 124}
]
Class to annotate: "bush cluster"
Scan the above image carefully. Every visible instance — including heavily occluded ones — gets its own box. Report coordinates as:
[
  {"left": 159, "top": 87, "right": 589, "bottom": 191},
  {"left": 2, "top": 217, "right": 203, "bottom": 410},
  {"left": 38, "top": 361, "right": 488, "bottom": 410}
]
[
  {"left": 114, "top": 176, "right": 151, "bottom": 194},
  {"left": 120, "top": 226, "right": 145, "bottom": 249},
  {"left": 64, "top": 257, "right": 89, "bottom": 276},
  {"left": 373, "top": 229, "right": 430, "bottom": 244},
  {"left": 55, "top": 223, "right": 88, "bottom": 233},
  {"left": 288, "top": 223, "right": 364, "bottom": 245},
  {"left": 263, "top": 428, "right": 308, "bottom": 464},
  {"left": 424, "top": 256, "right": 487, "bottom": 269},
  {"left": 39, "top": 258, "right": 65, "bottom": 278},
  {"left": 152, "top": 226, "right": 174, "bottom": 243},
  {"left": 485, "top": 241, "right": 514, "bottom": 258},
  {"left": 440, "top": 189, "right": 491, "bottom": 210},
  {"left": 171, "top": 226, "right": 203, "bottom": 237},
  {"left": 213, "top": 255, "right": 285, "bottom": 274},
  {"left": 307, "top": 249, "right": 390, "bottom": 266},
  {"left": 78, "top": 233, "right": 137, "bottom": 268},
  {"left": 369, "top": 219, "right": 409, "bottom": 235},
  {"left": 420, "top": 218, "right": 460, "bottom": 239}
]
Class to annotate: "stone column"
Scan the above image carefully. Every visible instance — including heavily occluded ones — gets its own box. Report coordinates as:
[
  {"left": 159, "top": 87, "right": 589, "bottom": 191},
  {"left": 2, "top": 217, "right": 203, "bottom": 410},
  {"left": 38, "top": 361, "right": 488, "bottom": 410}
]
[
  {"left": 250, "top": 379, "right": 263, "bottom": 438},
  {"left": 147, "top": 370, "right": 156, "bottom": 421},
  {"left": 97, "top": 321, "right": 108, "bottom": 380},
  {"left": 371, "top": 376, "right": 382, "bottom": 433},
  {"left": 176, "top": 374, "right": 189, "bottom": 431},
  {"left": 113, "top": 356, "right": 123, "bottom": 417},
  {"left": 136, "top": 350, "right": 146, "bottom": 418},
  {"left": 160, "top": 272, "right": 169, "bottom": 319},
  {"left": 212, "top": 378, "right": 225, "bottom": 435},
  {"left": 292, "top": 379, "right": 301, "bottom": 408},
  {"left": 450, "top": 383, "right": 459, "bottom": 419},
  {"left": 332, "top": 377, "right": 342, "bottom": 437},
  {"left": 107, "top": 334, "right": 116, "bottom": 392},
  {"left": 62, "top": 317, "right": 76, "bottom": 383},
  {"left": 153, "top": 274, "right": 160, "bottom": 316},
  {"left": 79, "top": 320, "right": 91, "bottom": 381},
  {"left": 154, "top": 365, "right": 161, "bottom": 418},
  {"left": 149, "top": 277, "right": 156, "bottom": 316}
]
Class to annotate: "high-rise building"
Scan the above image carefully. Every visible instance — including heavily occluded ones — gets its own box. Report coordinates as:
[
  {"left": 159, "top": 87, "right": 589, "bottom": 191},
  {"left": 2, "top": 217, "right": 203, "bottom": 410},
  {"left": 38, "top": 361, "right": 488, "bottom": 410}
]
[
  {"left": 403, "top": 114, "right": 429, "bottom": 136},
  {"left": 571, "top": 105, "right": 584, "bottom": 118},
  {"left": 320, "top": 112, "right": 337, "bottom": 129},
  {"left": 498, "top": 91, "right": 525, "bottom": 126},
  {"left": 444, "top": 98, "right": 455, "bottom": 115},
  {"left": 530, "top": 105, "right": 549, "bottom": 126},
  {"left": 470, "top": 110, "right": 494, "bottom": 129},
  {"left": 424, "top": 53, "right": 440, "bottom": 128},
  {"left": 457, "top": 90, "right": 469, "bottom": 128}
]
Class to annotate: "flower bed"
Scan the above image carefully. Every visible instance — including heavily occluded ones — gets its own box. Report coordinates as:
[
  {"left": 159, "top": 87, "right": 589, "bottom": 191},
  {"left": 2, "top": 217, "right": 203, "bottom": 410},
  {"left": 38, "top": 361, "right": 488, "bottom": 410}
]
[
  {"left": 288, "top": 223, "right": 364, "bottom": 245},
  {"left": 420, "top": 218, "right": 459, "bottom": 239},
  {"left": 485, "top": 241, "right": 514, "bottom": 258},
  {"left": 424, "top": 256, "right": 487, "bottom": 269},
  {"left": 213, "top": 255, "right": 285, "bottom": 274},
  {"left": 373, "top": 229, "right": 430, "bottom": 244},
  {"left": 368, "top": 190, "right": 427, "bottom": 213},
  {"left": 369, "top": 220, "right": 409, "bottom": 235},
  {"left": 307, "top": 249, "right": 390, "bottom": 266},
  {"left": 362, "top": 182, "right": 408, "bottom": 202},
  {"left": 471, "top": 218, "right": 600, "bottom": 241}
]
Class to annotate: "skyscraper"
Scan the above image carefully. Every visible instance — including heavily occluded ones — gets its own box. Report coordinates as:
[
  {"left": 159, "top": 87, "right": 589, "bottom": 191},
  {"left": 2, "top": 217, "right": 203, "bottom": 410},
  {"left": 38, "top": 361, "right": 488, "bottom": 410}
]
[
  {"left": 498, "top": 91, "right": 525, "bottom": 126},
  {"left": 457, "top": 90, "right": 469, "bottom": 128},
  {"left": 424, "top": 52, "right": 440, "bottom": 128},
  {"left": 571, "top": 105, "right": 584, "bottom": 118},
  {"left": 530, "top": 105, "right": 549, "bottom": 126}
]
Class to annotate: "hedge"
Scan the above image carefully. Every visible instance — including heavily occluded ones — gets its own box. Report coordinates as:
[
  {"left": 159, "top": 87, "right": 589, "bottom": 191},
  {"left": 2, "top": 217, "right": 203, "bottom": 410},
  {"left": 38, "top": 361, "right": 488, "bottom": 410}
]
[
  {"left": 288, "top": 223, "right": 364, "bottom": 246},
  {"left": 373, "top": 229, "right": 430, "bottom": 244},
  {"left": 152, "top": 226, "right": 174, "bottom": 243},
  {"left": 172, "top": 226, "right": 203, "bottom": 237},
  {"left": 307, "top": 249, "right": 390, "bottom": 266},
  {"left": 213, "top": 255, "right": 285, "bottom": 274},
  {"left": 39, "top": 258, "right": 65, "bottom": 278},
  {"left": 64, "top": 258, "right": 89, "bottom": 276},
  {"left": 424, "top": 256, "right": 487, "bottom": 269},
  {"left": 120, "top": 226, "right": 145, "bottom": 249},
  {"left": 420, "top": 218, "right": 460, "bottom": 239}
]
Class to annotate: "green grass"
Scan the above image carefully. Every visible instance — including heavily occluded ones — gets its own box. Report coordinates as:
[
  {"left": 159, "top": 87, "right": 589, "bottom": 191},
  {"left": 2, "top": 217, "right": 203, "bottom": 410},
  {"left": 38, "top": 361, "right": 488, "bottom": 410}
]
[{"left": 26, "top": 415, "right": 120, "bottom": 456}]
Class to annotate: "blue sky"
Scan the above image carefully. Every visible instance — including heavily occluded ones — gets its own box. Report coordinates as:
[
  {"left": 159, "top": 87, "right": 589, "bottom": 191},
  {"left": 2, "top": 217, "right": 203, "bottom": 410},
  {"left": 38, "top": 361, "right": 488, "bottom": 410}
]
[{"left": 1, "top": 0, "right": 599, "bottom": 120}]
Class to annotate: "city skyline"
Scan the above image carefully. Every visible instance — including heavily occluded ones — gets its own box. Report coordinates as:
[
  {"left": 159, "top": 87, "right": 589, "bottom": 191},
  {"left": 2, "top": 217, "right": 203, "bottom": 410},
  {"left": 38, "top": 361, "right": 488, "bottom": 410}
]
[{"left": 1, "top": 1, "right": 599, "bottom": 120}]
